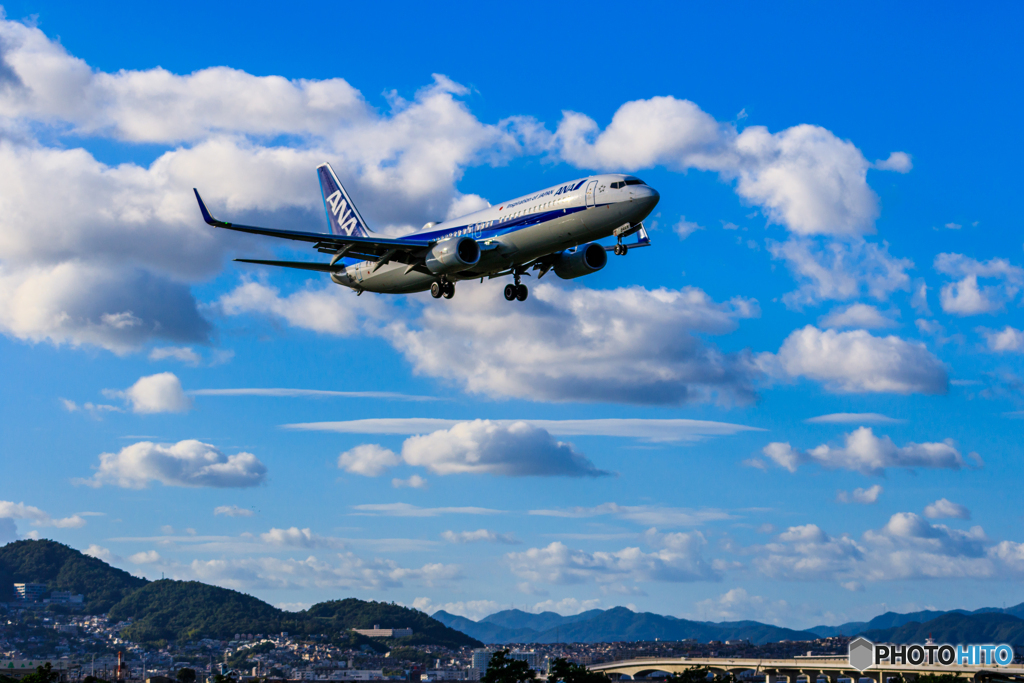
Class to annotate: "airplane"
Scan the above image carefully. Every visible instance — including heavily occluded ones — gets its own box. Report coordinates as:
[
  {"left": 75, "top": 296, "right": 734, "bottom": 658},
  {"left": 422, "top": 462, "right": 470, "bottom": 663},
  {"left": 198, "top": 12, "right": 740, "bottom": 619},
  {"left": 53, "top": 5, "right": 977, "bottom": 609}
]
[{"left": 193, "top": 163, "right": 659, "bottom": 302}]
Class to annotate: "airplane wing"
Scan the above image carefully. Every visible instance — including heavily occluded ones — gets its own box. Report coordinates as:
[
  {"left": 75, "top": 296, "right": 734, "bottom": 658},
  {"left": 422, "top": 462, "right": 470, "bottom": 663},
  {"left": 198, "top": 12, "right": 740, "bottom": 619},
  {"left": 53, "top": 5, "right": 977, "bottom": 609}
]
[{"left": 194, "top": 189, "right": 433, "bottom": 267}]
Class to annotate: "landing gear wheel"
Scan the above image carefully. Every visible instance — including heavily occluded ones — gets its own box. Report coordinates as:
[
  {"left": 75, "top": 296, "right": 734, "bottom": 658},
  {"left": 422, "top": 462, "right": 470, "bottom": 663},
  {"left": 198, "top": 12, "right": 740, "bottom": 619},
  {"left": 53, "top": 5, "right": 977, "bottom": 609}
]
[
  {"left": 430, "top": 281, "right": 443, "bottom": 298},
  {"left": 621, "top": 244, "right": 629, "bottom": 254},
  {"left": 614, "top": 244, "right": 622, "bottom": 255},
  {"left": 516, "top": 284, "right": 529, "bottom": 301},
  {"left": 504, "top": 284, "right": 517, "bottom": 301},
  {"left": 442, "top": 281, "right": 455, "bottom": 299}
]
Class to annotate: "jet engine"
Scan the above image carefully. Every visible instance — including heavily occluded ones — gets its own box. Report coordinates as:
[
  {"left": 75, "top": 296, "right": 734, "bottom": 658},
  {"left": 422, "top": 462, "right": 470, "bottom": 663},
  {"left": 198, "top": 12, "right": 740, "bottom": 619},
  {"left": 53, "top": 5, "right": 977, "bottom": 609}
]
[
  {"left": 425, "top": 235, "right": 481, "bottom": 274},
  {"left": 553, "top": 242, "right": 608, "bottom": 279}
]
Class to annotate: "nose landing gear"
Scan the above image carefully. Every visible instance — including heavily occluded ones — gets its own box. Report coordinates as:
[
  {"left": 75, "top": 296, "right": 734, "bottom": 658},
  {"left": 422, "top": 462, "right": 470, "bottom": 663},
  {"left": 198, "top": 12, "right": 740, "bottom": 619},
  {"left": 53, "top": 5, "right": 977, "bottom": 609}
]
[{"left": 613, "top": 242, "right": 629, "bottom": 256}]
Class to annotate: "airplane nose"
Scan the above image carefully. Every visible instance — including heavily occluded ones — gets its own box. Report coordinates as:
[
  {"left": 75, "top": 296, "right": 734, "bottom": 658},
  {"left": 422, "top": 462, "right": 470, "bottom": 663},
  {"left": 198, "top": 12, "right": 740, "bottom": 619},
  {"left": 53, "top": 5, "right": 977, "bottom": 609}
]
[{"left": 636, "top": 186, "right": 660, "bottom": 211}]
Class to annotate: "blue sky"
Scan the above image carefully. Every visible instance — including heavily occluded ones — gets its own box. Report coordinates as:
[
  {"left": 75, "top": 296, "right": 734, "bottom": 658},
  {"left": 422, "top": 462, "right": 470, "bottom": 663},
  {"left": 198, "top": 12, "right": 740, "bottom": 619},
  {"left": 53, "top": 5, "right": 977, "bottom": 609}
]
[{"left": 1, "top": 1, "right": 1023, "bottom": 628}]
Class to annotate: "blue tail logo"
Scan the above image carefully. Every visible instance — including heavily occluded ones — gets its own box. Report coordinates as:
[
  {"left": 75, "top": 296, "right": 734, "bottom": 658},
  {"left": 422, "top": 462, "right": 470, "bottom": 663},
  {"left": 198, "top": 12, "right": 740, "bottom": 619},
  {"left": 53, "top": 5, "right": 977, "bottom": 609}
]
[{"left": 317, "top": 163, "right": 373, "bottom": 237}]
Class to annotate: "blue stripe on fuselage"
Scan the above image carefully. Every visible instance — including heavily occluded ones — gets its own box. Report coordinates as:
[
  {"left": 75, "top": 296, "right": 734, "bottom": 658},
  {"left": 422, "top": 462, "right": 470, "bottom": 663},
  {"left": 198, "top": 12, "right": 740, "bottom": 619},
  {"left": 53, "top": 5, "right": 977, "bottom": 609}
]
[{"left": 400, "top": 204, "right": 594, "bottom": 243}]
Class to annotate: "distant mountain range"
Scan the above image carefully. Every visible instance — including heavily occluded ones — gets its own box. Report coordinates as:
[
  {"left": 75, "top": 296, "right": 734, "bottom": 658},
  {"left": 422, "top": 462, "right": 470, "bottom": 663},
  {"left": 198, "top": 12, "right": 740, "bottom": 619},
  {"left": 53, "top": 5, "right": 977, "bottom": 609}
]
[
  {"left": 0, "top": 540, "right": 479, "bottom": 648},
  {"left": 433, "top": 603, "right": 1024, "bottom": 646},
  {"left": 432, "top": 607, "right": 819, "bottom": 645}
]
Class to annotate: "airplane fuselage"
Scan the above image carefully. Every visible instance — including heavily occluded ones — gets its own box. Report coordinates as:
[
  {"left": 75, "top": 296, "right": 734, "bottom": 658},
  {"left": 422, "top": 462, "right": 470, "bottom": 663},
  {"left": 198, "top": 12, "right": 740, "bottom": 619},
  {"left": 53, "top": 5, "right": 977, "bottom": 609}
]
[{"left": 331, "top": 174, "right": 659, "bottom": 294}]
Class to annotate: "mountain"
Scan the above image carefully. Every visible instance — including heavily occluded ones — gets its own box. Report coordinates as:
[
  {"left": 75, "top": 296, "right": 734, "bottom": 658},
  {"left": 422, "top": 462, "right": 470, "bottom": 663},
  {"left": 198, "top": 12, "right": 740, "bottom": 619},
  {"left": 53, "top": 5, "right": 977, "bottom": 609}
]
[
  {"left": 433, "top": 606, "right": 818, "bottom": 645},
  {"left": 109, "top": 581, "right": 480, "bottom": 648},
  {"left": 861, "top": 612, "right": 1024, "bottom": 645},
  {"left": 808, "top": 604, "right": 1024, "bottom": 638},
  {"left": 0, "top": 540, "right": 480, "bottom": 648},
  {"left": 0, "top": 539, "right": 148, "bottom": 613}
]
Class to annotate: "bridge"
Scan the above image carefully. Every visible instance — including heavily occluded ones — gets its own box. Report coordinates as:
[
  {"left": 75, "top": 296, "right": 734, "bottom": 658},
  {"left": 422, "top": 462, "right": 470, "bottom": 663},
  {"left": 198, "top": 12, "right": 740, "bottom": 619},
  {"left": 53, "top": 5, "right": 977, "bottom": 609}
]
[{"left": 589, "top": 656, "right": 1024, "bottom": 682}]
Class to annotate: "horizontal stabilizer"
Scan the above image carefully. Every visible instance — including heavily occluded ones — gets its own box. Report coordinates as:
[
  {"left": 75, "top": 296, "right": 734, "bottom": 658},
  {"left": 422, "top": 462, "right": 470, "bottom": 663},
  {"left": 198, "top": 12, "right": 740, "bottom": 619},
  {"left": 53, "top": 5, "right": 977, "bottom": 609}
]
[{"left": 234, "top": 258, "right": 339, "bottom": 272}]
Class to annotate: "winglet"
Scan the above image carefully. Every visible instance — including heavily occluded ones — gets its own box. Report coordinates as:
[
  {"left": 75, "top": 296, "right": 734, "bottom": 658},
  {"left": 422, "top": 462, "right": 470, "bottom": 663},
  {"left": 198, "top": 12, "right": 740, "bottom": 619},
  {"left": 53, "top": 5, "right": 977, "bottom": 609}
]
[{"left": 193, "top": 189, "right": 229, "bottom": 228}]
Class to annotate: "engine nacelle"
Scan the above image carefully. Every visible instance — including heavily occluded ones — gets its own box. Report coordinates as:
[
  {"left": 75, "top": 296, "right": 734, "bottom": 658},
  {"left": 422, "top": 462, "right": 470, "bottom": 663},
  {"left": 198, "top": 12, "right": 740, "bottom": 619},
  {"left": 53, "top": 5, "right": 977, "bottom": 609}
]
[
  {"left": 553, "top": 242, "right": 608, "bottom": 279},
  {"left": 425, "top": 236, "right": 481, "bottom": 275}
]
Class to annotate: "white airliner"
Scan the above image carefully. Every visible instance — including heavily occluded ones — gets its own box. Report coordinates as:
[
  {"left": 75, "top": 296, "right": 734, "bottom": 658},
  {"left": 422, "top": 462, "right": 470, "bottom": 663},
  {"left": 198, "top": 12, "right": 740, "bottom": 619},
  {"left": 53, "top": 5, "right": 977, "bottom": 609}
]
[{"left": 194, "top": 163, "right": 659, "bottom": 301}]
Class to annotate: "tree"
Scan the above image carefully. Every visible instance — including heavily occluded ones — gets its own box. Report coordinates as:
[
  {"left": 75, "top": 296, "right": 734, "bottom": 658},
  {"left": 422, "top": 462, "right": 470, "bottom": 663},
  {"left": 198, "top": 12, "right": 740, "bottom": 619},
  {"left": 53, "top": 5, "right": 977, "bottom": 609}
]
[
  {"left": 668, "top": 669, "right": 711, "bottom": 683},
  {"left": 176, "top": 669, "right": 197, "bottom": 683},
  {"left": 20, "top": 664, "right": 60, "bottom": 683},
  {"left": 548, "top": 658, "right": 609, "bottom": 683},
  {"left": 483, "top": 651, "right": 536, "bottom": 683}
]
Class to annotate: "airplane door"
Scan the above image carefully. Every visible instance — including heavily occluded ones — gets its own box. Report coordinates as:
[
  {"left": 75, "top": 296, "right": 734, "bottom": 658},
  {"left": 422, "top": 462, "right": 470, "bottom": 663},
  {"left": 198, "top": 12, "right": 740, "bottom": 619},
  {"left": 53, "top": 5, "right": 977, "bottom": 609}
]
[{"left": 585, "top": 180, "right": 597, "bottom": 208}]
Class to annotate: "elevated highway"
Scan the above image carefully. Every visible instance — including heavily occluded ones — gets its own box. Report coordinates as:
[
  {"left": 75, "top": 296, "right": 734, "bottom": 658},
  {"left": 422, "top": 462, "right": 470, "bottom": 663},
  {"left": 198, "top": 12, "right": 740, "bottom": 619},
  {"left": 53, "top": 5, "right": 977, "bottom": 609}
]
[{"left": 589, "top": 656, "right": 1024, "bottom": 682}]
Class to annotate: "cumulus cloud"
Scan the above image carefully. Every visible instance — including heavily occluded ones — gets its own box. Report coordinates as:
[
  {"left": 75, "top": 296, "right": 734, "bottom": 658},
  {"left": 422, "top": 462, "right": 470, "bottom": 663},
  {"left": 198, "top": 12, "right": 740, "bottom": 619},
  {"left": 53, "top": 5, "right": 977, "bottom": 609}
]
[
  {"left": 674, "top": 216, "right": 705, "bottom": 240},
  {"left": 412, "top": 597, "right": 502, "bottom": 621},
  {"left": 978, "top": 326, "right": 1024, "bottom": 353},
  {"left": 819, "top": 303, "right": 897, "bottom": 329},
  {"left": 692, "top": 588, "right": 791, "bottom": 625},
  {"left": 766, "top": 238, "right": 912, "bottom": 308},
  {"left": 214, "top": 505, "right": 254, "bottom": 517},
  {"left": 545, "top": 96, "right": 894, "bottom": 237},
  {"left": 935, "top": 254, "right": 1023, "bottom": 316},
  {"left": 387, "top": 282, "right": 760, "bottom": 405},
  {"left": 507, "top": 532, "right": 720, "bottom": 586},
  {"left": 105, "top": 372, "right": 193, "bottom": 413},
  {"left": 337, "top": 444, "right": 401, "bottom": 477},
  {"left": 218, "top": 280, "right": 386, "bottom": 337},
  {"left": 259, "top": 527, "right": 345, "bottom": 549},
  {"left": 874, "top": 152, "right": 913, "bottom": 173},
  {"left": 441, "top": 529, "right": 519, "bottom": 544},
  {"left": 762, "top": 325, "right": 947, "bottom": 395},
  {"left": 392, "top": 475, "right": 428, "bottom": 489},
  {"left": 83, "top": 545, "right": 119, "bottom": 564},
  {"left": 0, "top": 501, "right": 86, "bottom": 529},
  {"left": 401, "top": 420, "right": 607, "bottom": 477},
  {"left": 924, "top": 498, "right": 971, "bottom": 520},
  {"left": 129, "top": 550, "right": 162, "bottom": 564},
  {"left": 149, "top": 346, "right": 203, "bottom": 365},
  {"left": 758, "top": 427, "right": 967, "bottom": 476},
  {"left": 79, "top": 439, "right": 267, "bottom": 488},
  {"left": 837, "top": 484, "right": 883, "bottom": 504},
  {"left": 0, "top": 17, "right": 519, "bottom": 353}
]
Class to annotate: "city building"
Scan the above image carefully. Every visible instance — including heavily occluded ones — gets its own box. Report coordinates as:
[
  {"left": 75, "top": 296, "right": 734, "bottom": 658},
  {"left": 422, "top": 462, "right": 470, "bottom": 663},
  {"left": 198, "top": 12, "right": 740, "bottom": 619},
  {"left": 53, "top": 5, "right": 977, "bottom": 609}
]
[
  {"left": 508, "top": 651, "right": 541, "bottom": 671},
  {"left": 12, "top": 584, "right": 47, "bottom": 602},
  {"left": 470, "top": 650, "right": 492, "bottom": 672},
  {"left": 350, "top": 626, "right": 413, "bottom": 638}
]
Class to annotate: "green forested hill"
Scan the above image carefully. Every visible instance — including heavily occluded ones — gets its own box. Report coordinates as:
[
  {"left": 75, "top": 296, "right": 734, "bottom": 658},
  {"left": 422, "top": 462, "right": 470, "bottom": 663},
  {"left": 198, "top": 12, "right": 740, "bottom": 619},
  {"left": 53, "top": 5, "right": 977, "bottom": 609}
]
[
  {"left": 0, "top": 539, "right": 148, "bottom": 613},
  {"left": 305, "top": 599, "right": 480, "bottom": 648},
  {"left": 107, "top": 580, "right": 481, "bottom": 648},
  {"left": 861, "top": 612, "right": 1024, "bottom": 645}
]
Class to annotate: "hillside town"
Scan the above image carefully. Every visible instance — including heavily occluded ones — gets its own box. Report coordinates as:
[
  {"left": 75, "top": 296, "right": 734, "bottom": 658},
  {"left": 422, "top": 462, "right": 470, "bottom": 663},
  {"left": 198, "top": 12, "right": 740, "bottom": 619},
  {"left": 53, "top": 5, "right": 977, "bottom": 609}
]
[{"left": 0, "top": 584, "right": 854, "bottom": 683}]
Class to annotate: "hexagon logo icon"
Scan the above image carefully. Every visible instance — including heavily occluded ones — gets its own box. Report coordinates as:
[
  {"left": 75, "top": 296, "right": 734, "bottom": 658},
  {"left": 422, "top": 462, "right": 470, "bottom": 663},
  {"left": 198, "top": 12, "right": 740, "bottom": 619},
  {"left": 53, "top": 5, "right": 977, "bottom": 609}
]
[{"left": 849, "top": 637, "right": 874, "bottom": 672}]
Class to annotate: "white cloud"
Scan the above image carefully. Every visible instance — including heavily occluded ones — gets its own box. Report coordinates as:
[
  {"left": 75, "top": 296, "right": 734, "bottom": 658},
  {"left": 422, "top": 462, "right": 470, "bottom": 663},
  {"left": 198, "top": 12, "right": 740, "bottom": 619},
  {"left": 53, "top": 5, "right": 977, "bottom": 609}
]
[
  {"left": 911, "top": 279, "right": 931, "bottom": 315},
  {"left": 129, "top": 550, "right": 162, "bottom": 564},
  {"left": 763, "top": 325, "right": 947, "bottom": 395},
  {"left": 692, "top": 588, "right": 791, "bottom": 625},
  {"left": 819, "top": 303, "right": 897, "bottom": 329},
  {"left": 149, "top": 346, "right": 203, "bottom": 365},
  {"left": 978, "top": 326, "right": 1024, "bottom": 353},
  {"left": 387, "top": 282, "right": 760, "bottom": 405},
  {"left": 674, "top": 216, "right": 704, "bottom": 240},
  {"left": 392, "top": 475, "right": 428, "bottom": 489},
  {"left": 285, "top": 417, "right": 761, "bottom": 442},
  {"left": 441, "top": 529, "right": 518, "bottom": 544},
  {"left": 767, "top": 238, "right": 912, "bottom": 308},
  {"left": 935, "top": 254, "right": 1024, "bottom": 316},
  {"left": 351, "top": 503, "right": 503, "bottom": 517},
  {"left": 83, "top": 544, "right": 119, "bottom": 563},
  {"left": 400, "top": 420, "right": 608, "bottom": 477},
  {"left": 758, "top": 427, "right": 967, "bottom": 476},
  {"left": 106, "top": 372, "right": 193, "bottom": 413},
  {"left": 873, "top": 152, "right": 913, "bottom": 173},
  {"left": 218, "top": 280, "right": 385, "bottom": 337},
  {"left": 79, "top": 439, "right": 267, "bottom": 488},
  {"left": 412, "top": 597, "right": 502, "bottom": 621},
  {"left": 529, "top": 503, "right": 732, "bottom": 527},
  {"left": 260, "top": 527, "right": 345, "bottom": 549},
  {"left": 0, "top": 501, "right": 86, "bottom": 529},
  {"left": 506, "top": 532, "right": 720, "bottom": 586},
  {"left": 60, "top": 399, "right": 122, "bottom": 417},
  {"left": 805, "top": 413, "right": 903, "bottom": 425},
  {"left": 529, "top": 597, "right": 603, "bottom": 616},
  {"left": 214, "top": 505, "right": 254, "bottom": 517},
  {"left": 548, "top": 97, "right": 884, "bottom": 237},
  {"left": 924, "top": 498, "right": 971, "bottom": 520},
  {"left": 337, "top": 444, "right": 401, "bottom": 477},
  {"left": 837, "top": 484, "right": 883, "bottom": 504}
]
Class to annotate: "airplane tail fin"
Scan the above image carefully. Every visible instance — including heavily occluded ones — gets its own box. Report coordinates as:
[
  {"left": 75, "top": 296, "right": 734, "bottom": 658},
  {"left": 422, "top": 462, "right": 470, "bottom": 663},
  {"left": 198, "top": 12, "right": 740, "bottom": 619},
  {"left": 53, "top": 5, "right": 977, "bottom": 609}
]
[{"left": 317, "top": 163, "right": 373, "bottom": 237}]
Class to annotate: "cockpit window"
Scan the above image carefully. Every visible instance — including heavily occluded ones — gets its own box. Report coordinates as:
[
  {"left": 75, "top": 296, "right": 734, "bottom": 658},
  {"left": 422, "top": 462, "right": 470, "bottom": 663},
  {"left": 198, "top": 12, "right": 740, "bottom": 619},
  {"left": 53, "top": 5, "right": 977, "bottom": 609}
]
[
  {"left": 610, "top": 181, "right": 624, "bottom": 189},
  {"left": 624, "top": 179, "right": 646, "bottom": 186}
]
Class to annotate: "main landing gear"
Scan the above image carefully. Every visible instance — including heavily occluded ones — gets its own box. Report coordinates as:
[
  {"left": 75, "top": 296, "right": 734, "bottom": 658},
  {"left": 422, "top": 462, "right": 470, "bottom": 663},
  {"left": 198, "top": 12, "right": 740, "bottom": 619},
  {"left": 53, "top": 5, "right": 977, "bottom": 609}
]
[
  {"left": 430, "top": 279, "right": 455, "bottom": 299},
  {"left": 504, "top": 273, "right": 528, "bottom": 302}
]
